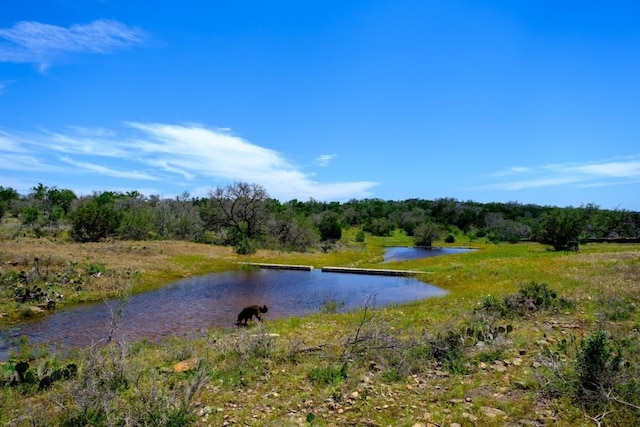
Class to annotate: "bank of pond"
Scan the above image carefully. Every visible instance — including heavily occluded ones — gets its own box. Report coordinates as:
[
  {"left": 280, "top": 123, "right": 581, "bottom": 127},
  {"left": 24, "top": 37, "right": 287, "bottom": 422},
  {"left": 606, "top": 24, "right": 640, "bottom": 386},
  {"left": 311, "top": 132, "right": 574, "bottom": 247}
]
[{"left": 0, "top": 246, "right": 476, "bottom": 360}]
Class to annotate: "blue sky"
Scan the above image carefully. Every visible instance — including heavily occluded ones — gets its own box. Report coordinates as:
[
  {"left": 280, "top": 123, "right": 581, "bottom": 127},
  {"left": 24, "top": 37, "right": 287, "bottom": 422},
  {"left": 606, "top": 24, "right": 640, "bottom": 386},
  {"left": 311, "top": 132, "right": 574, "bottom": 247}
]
[{"left": 1, "top": 1, "right": 639, "bottom": 210}]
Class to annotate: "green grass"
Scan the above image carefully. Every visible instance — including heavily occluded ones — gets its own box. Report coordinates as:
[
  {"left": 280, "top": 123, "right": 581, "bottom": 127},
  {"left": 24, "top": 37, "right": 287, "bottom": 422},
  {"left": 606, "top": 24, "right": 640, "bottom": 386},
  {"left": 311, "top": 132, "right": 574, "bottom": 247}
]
[{"left": 1, "top": 236, "right": 639, "bottom": 425}]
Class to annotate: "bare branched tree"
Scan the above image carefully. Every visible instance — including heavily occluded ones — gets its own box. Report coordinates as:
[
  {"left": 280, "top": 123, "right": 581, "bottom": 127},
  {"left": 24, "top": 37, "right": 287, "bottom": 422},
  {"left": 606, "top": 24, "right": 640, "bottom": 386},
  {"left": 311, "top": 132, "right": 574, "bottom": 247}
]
[{"left": 206, "top": 182, "right": 271, "bottom": 241}]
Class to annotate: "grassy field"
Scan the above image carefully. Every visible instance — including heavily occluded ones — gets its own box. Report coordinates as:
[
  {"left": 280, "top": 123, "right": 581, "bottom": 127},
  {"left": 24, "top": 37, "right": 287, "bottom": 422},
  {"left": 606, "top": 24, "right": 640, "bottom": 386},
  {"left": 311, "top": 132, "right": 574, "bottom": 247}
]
[{"left": 1, "top": 235, "right": 639, "bottom": 426}]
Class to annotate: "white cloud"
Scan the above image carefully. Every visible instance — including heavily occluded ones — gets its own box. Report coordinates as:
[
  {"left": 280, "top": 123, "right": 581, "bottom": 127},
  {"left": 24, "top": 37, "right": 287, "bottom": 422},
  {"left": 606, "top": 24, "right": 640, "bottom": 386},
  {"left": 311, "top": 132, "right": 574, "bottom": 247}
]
[
  {"left": 0, "top": 20, "right": 147, "bottom": 69},
  {"left": 0, "top": 131, "right": 27, "bottom": 152},
  {"left": 481, "top": 156, "right": 640, "bottom": 191},
  {"left": 59, "top": 156, "right": 158, "bottom": 180},
  {"left": 573, "top": 161, "right": 640, "bottom": 178},
  {"left": 315, "top": 154, "right": 336, "bottom": 167},
  {"left": 0, "top": 123, "right": 378, "bottom": 201}
]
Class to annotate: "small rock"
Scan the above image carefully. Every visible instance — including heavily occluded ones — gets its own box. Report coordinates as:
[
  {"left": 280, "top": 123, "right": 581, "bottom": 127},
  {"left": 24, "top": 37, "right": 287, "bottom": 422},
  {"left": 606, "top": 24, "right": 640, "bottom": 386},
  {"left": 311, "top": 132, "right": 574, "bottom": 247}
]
[
  {"left": 481, "top": 406, "right": 507, "bottom": 418},
  {"left": 462, "top": 412, "right": 478, "bottom": 422}
]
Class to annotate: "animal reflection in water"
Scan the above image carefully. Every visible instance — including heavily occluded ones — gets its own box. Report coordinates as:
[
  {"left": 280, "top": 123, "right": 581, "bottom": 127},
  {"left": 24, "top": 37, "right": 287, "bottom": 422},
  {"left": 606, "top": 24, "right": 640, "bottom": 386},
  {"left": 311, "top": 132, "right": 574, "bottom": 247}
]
[{"left": 236, "top": 305, "right": 268, "bottom": 327}]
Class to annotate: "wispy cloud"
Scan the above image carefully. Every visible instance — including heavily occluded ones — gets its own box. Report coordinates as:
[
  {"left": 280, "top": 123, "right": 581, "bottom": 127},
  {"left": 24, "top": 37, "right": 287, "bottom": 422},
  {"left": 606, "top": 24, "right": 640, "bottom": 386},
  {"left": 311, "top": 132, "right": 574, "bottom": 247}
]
[
  {"left": 0, "top": 79, "right": 16, "bottom": 93},
  {"left": 59, "top": 156, "right": 158, "bottom": 180},
  {"left": 0, "top": 20, "right": 148, "bottom": 70},
  {"left": 0, "top": 123, "right": 378, "bottom": 201},
  {"left": 315, "top": 154, "right": 336, "bottom": 167},
  {"left": 482, "top": 157, "right": 640, "bottom": 191}
]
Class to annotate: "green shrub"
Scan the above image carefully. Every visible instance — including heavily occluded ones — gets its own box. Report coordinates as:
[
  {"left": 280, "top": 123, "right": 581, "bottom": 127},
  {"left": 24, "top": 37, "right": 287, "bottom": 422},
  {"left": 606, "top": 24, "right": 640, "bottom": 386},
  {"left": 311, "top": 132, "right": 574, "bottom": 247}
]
[
  {"left": 504, "top": 281, "right": 573, "bottom": 315},
  {"left": 321, "top": 299, "right": 345, "bottom": 314},
  {"left": 576, "top": 330, "right": 622, "bottom": 408},
  {"left": 85, "top": 263, "right": 107, "bottom": 277},
  {"left": 475, "top": 294, "right": 507, "bottom": 317},
  {"left": 234, "top": 237, "right": 257, "bottom": 255},
  {"left": 413, "top": 222, "right": 441, "bottom": 247},
  {"left": 427, "top": 329, "right": 466, "bottom": 373},
  {"left": 444, "top": 233, "right": 455, "bottom": 243},
  {"left": 318, "top": 213, "right": 342, "bottom": 242},
  {"left": 308, "top": 363, "right": 348, "bottom": 385},
  {"left": 599, "top": 296, "right": 637, "bottom": 321}
]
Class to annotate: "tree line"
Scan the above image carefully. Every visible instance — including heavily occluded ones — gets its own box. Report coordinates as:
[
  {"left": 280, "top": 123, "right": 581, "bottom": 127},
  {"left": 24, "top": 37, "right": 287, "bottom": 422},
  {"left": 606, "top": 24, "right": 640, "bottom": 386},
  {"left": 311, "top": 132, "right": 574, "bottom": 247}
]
[{"left": 1, "top": 182, "right": 638, "bottom": 253}]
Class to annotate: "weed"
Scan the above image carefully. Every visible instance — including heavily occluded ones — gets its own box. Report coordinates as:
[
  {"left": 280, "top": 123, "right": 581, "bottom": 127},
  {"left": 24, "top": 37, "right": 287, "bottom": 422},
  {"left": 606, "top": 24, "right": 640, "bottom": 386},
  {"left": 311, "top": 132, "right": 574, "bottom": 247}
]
[
  {"left": 427, "top": 328, "right": 467, "bottom": 374},
  {"left": 380, "top": 367, "right": 404, "bottom": 383},
  {"left": 576, "top": 330, "right": 622, "bottom": 409},
  {"left": 307, "top": 363, "right": 348, "bottom": 386},
  {"left": 475, "top": 347, "right": 505, "bottom": 363},
  {"left": 475, "top": 294, "right": 507, "bottom": 317},
  {"left": 599, "top": 295, "right": 637, "bottom": 321},
  {"left": 504, "top": 281, "right": 574, "bottom": 315},
  {"left": 85, "top": 262, "right": 107, "bottom": 277},
  {"left": 320, "top": 299, "right": 345, "bottom": 314}
]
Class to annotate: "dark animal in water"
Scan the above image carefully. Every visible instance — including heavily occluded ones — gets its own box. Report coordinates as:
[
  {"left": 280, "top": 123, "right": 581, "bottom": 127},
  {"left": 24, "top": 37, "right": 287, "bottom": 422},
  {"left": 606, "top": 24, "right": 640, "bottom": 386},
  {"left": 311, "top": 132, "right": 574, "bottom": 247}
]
[{"left": 236, "top": 305, "right": 268, "bottom": 326}]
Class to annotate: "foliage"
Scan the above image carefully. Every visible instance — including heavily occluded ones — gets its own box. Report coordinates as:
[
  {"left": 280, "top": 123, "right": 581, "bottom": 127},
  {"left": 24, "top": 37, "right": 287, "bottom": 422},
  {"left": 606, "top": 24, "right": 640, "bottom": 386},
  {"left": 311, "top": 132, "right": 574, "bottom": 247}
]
[
  {"left": 317, "top": 212, "right": 342, "bottom": 241},
  {"left": 205, "top": 182, "right": 271, "bottom": 242},
  {"left": 539, "top": 329, "right": 640, "bottom": 422},
  {"left": 475, "top": 282, "right": 573, "bottom": 319},
  {"left": 307, "top": 363, "right": 348, "bottom": 386},
  {"left": 485, "top": 213, "right": 531, "bottom": 243},
  {"left": 576, "top": 330, "right": 622, "bottom": 408},
  {"left": 70, "top": 198, "right": 122, "bottom": 242},
  {"left": 537, "top": 208, "right": 586, "bottom": 250},
  {"left": 363, "top": 217, "right": 395, "bottom": 237},
  {"left": 413, "top": 221, "right": 441, "bottom": 247},
  {"left": 2, "top": 182, "right": 639, "bottom": 247},
  {"left": 234, "top": 237, "right": 257, "bottom": 255},
  {"left": 426, "top": 328, "right": 467, "bottom": 373}
]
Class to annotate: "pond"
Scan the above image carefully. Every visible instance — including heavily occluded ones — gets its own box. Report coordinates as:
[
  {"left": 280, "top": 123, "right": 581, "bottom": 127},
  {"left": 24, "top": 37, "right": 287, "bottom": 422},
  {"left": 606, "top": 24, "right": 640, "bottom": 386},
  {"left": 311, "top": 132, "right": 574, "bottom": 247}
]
[
  {"left": 0, "top": 268, "right": 446, "bottom": 360},
  {"left": 383, "top": 246, "right": 476, "bottom": 262}
]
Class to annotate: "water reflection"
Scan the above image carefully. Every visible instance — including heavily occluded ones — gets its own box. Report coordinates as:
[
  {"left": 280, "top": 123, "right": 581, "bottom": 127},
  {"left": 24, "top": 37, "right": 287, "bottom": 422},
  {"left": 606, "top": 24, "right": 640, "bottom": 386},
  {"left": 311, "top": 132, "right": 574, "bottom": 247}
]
[
  {"left": 383, "top": 246, "right": 476, "bottom": 262},
  {"left": 0, "top": 269, "right": 445, "bottom": 359}
]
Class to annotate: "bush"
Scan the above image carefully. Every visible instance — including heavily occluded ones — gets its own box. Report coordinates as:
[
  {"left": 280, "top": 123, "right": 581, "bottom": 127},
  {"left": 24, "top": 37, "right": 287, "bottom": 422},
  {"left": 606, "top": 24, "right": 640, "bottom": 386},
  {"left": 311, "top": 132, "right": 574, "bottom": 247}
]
[
  {"left": 504, "top": 281, "right": 573, "bottom": 315},
  {"left": 599, "top": 296, "right": 637, "bottom": 321},
  {"left": 537, "top": 208, "right": 585, "bottom": 250},
  {"left": 413, "top": 222, "right": 441, "bottom": 247},
  {"left": 70, "top": 199, "right": 122, "bottom": 242},
  {"left": 444, "top": 233, "right": 455, "bottom": 243},
  {"left": 308, "top": 363, "right": 348, "bottom": 385},
  {"left": 539, "top": 329, "right": 640, "bottom": 422},
  {"left": 427, "top": 328, "right": 467, "bottom": 373},
  {"left": 318, "top": 213, "right": 342, "bottom": 241},
  {"left": 576, "top": 330, "right": 621, "bottom": 407},
  {"left": 234, "top": 237, "right": 257, "bottom": 255}
]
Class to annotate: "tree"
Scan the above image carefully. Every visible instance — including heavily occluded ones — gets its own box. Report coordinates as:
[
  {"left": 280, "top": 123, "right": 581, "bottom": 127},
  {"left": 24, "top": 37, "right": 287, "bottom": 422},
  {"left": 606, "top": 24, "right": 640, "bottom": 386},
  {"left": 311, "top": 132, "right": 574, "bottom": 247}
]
[
  {"left": 270, "top": 208, "right": 319, "bottom": 251},
  {"left": 537, "top": 208, "right": 585, "bottom": 250},
  {"left": 317, "top": 212, "right": 342, "bottom": 241},
  {"left": 413, "top": 221, "right": 442, "bottom": 247},
  {"left": 0, "top": 186, "right": 19, "bottom": 219},
  {"left": 70, "top": 197, "right": 122, "bottom": 242},
  {"left": 205, "top": 182, "right": 271, "bottom": 244}
]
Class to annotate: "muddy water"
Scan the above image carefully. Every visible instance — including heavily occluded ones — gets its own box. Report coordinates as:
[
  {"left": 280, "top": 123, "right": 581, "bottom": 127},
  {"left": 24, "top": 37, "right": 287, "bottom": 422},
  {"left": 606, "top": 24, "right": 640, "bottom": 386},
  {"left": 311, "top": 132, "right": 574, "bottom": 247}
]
[{"left": 0, "top": 269, "right": 446, "bottom": 359}]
